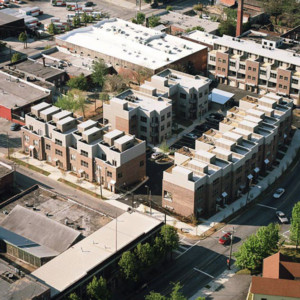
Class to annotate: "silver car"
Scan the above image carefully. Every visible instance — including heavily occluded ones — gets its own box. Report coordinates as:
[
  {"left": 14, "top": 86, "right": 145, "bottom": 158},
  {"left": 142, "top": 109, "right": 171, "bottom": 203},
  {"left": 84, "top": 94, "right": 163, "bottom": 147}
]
[
  {"left": 276, "top": 211, "right": 289, "bottom": 224},
  {"left": 273, "top": 188, "right": 285, "bottom": 199}
]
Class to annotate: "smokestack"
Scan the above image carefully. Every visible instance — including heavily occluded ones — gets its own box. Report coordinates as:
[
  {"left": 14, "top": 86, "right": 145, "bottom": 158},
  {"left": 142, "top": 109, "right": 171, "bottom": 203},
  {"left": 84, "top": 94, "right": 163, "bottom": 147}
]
[
  {"left": 42, "top": 57, "right": 46, "bottom": 67},
  {"left": 236, "top": 0, "right": 244, "bottom": 37}
]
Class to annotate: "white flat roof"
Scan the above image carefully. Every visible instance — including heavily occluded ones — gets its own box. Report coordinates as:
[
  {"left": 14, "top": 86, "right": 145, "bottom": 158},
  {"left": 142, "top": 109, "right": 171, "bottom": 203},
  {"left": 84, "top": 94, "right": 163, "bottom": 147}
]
[
  {"left": 247, "top": 108, "right": 264, "bottom": 117},
  {"left": 244, "top": 115, "right": 262, "bottom": 124},
  {"left": 217, "top": 137, "right": 235, "bottom": 146},
  {"left": 215, "top": 35, "right": 300, "bottom": 66},
  {"left": 56, "top": 116, "right": 75, "bottom": 125},
  {"left": 114, "top": 135, "right": 133, "bottom": 145},
  {"left": 41, "top": 106, "right": 60, "bottom": 115},
  {"left": 83, "top": 126, "right": 102, "bottom": 136},
  {"left": 223, "top": 131, "right": 242, "bottom": 141},
  {"left": 239, "top": 120, "right": 258, "bottom": 128},
  {"left": 196, "top": 149, "right": 215, "bottom": 159},
  {"left": 32, "top": 211, "right": 162, "bottom": 297},
  {"left": 78, "top": 119, "right": 97, "bottom": 130},
  {"left": 183, "top": 30, "right": 219, "bottom": 46},
  {"left": 189, "top": 159, "right": 207, "bottom": 169},
  {"left": 259, "top": 97, "right": 276, "bottom": 106},
  {"left": 104, "top": 129, "right": 123, "bottom": 139},
  {"left": 53, "top": 110, "right": 72, "bottom": 120},
  {"left": 213, "top": 147, "right": 232, "bottom": 157},
  {"left": 32, "top": 102, "right": 51, "bottom": 111},
  {"left": 209, "top": 88, "right": 234, "bottom": 104},
  {"left": 173, "top": 165, "right": 193, "bottom": 176},
  {"left": 57, "top": 18, "right": 206, "bottom": 70}
]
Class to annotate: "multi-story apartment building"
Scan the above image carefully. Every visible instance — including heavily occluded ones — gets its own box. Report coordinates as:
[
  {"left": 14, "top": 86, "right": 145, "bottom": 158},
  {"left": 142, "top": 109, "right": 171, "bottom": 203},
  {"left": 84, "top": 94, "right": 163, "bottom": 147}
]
[
  {"left": 207, "top": 35, "right": 300, "bottom": 105},
  {"left": 22, "top": 103, "right": 146, "bottom": 192},
  {"left": 162, "top": 93, "right": 292, "bottom": 218},
  {"left": 142, "top": 69, "right": 211, "bottom": 121},
  {"left": 103, "top": 89, "right": 172, "bottom": 145}
]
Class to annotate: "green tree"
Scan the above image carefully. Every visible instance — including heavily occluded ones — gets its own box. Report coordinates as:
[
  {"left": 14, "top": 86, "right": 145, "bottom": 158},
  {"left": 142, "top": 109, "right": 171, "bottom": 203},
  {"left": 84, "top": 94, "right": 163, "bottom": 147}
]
[
  {"left": 185, "top": 26, "right": 204, "bottom": 33},
  {"left": 132, "top": 67, "right": 152, "bottom": 85},
  {"left": 160, "top": 141, "right": 169, "bottom": 153},
  {"left": 81, "top": 12, "right": 89, "bottom": 25},
  {"left": 135, "top": 242, "right": 154, "bottom": 269},
  {"left": 67, "top": 74, "right": 88, "bottom": 91},
  {"left": 169, "top": 282, "right": 186, "bottom": 300},
  {"left": 290, "top": 201, "right": 300, "bottom": 244},
  {"left": 160, "top": 225, "right": 179, "bottom": 258},
  {"left": 137, "top": 12, "right": 146, "bottom": 24},
  {"left": 92, "top": 59, "right": 107, "bottom": 88},
  {"left": 166, "top": 5, "right": 173, "bottom": 11},
  {"left": 223, "top": 7, "right": 237, "bottom": 20},
  {"left": 71, "top": 89, "right": 88, "bottom": 118},
  {"left": 0, "top": 41, "right": 7, "bottom": 51},
  {"left": 148, "top": 15, "right": 160, "bottom": 28},
  {"left": 11, "top": 53, "right": 21, "bottom": 63},
  {"left": 217, "top": 19, "right": 236, "bottom": 37},
  {"left": 118, "top": 251, "right": 139, "bottom": 282},
  {"left": 86, "top": 276, "right": 111, "bottom": 300},
  {"left": 154, "top": 235, "right": 166, "bottom": 258},
  {"left": 55, "top": 92, "right": 77, "bottom": 111},
  {"left": 72, "top": 16, "right": 81, "bottom": 28},
  {"left": 18, "top": 32, "right": 27, "bottom": 49},
  {"left": 145, "top": 292, "right": 167, "bottom": 300},
  {"left": 104, "top": 74, "right": 128, "bottom": 93},
  {"left": 68, "top": 293, "right": 81, "bottom": 300},
  {"left": 234, "top": 223, "right": 280, "bottom": 270},
  {"left": 48, "top": 23, "right": 57, "bottom": 35},
  {"left": 195, "top": 297, "right": 206, "bottom": 300}
]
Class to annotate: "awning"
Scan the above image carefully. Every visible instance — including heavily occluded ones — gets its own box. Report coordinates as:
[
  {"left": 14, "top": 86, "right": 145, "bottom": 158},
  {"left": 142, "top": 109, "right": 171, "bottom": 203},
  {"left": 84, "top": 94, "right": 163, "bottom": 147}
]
[
  {"left": 246, "top": 82, "right": 256, "bottom": 87},
  {"left": 29, "top": 145, "right": 35, "bottom": 150},
  {"left": 222, "top": 192, "right": 228, "bottom": 198},
  {"left": 216, "top": 74, "right": 225, "bottom": 78},
  {"left": 264, "top": 159, "right": 270, "bottom": 164},
  {"left": 248, "top": 174, "right": 253, "bottom": 180},
  {"left": 110, "top": 179, "right": 116, "bottom": 185},
  {"left": 254, "top": 167, "right": 260, "bottom": 173},
  {"left": 208, "top": 88, "right": 234, "bottom": 105}
]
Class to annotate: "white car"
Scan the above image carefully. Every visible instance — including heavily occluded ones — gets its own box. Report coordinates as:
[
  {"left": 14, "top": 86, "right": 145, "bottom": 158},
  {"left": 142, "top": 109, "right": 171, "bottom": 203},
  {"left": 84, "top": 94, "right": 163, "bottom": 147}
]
[
  {"left": 183, "top": 133, "right": 198, "bottom": 140},
  {"left": 276, "top": 211, "right": 289, "bottom": 224},
  {"left": 151, "top": 152, "right": 164, "bottom": 160},
  {"left": 273, "top": 188, "right": 285, "bottom": 199}
]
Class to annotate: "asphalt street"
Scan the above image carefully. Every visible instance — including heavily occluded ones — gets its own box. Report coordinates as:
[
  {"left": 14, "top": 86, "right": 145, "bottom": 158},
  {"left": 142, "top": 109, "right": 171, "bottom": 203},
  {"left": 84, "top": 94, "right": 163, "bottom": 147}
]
[{"left": 129, "top": 157, "right": 300, "bottom": 299}]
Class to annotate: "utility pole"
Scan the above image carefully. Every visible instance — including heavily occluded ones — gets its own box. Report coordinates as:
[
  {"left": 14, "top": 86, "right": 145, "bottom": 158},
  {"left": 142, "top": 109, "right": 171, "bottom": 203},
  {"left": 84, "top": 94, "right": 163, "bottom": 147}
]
[
  {"left": 228, "top": 226, "right": 235, "bottom": 270},
  {"left": 98, "top": 166, "right": 102, "bottom": 198}
]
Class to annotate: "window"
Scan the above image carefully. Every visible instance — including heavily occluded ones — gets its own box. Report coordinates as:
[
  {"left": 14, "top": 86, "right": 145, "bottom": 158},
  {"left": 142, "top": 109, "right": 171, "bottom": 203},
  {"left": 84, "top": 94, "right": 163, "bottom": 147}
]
[
  {"left": 218, "top": 58, "right": 222, "bottom": 62},
  {"left": 112, "top": 159, "right": 117, "bottom": 166},
  {"left": 167, "top": 122, "right": 171, "bottom": 128},
  {"left": 140, "top": 160, "right": 144, "bottom": 167},
  {"left": 205, "top": 90, "right": 208, "bottom": 95},
  {"left": 279, "top": 75, "right": 283, "bottom": 79},
  {"left": 210, "top": 56, "right": 216, "bottom": 61},
  {"left": 71, "top": 154, "right": 76, "bottom": 160},
  {"left": 270, "top": 73, "right": 276, "bottom": 78},
  {"left": 253, "top": 68, "right": 256, "bottom": 72},
  {"left": 284, "top": 76, "right": 288, "bottom": 81},
  {"left": 284, "top": 85, "right": 287, "bottom": 89},
  {"left": 101, "top": 153, "right": 106, "bottom": 161},
  {"left": 260, "top": 70, "right": 266, "bottom": 76},
  {"left": 222, "top": 68, "right": 225, "bottom": 72},
  {"left": 107, "top": 171, "right": 112, "bottom": 177},
  {"left": 118, "top": 172, "right": 122, "bottom": 178},
  {"left": 217, "top": 67, "right": 221, "bottom": 70},
  {"left": 161, "top": 125, "right": 165, "bottom": 131},
  {"left": 33, "top": 140, "right": 38, "bottom": 146},
  {"left": 229, "top": 61, "right": 235, "bottom": 67},
  {"left": 25, "top": 135, "right": 29, "bottom": 142},
  {"left": 161, "top": 115, "right": 165, "bottom": 122},
  {"left": 248, "top": 66, "right": 252, "bottom": 71},
  {"left": 199, "top": 92, "right": 203, "bottom": 98},
  {"left": 81, "top": 150, "right": 88, "bottom": 157},
  {"left": 141, "top": 126, "right": 147, "bottom": 132},
  {"left": 55, "top": 139, "right": 62, "bottom": 146},
  {"left": 252, "top": 77, "right": 255, "bottom": 80},
  {"left": 164, "top": 190, "right": 172, "bottom": 202},
  {"left": 240, "top": 64, "right": 245, "bottom": 70},
  {"left": 81, "top": 160, "right": 88, "bottom": 168},
  {"left": 140, "top": 116, "right": 147, "bottom": 123},
  {"left": 292, "top": 79, "right": 298, "bottom": 84},
  {"left": 279, "top": 84, "right": 283, "bottom": 88},
  {"left": 180, "top": 93, "right": 186, "bottom": 99},
  {"left": 222, "top": 59, "right": 226, "bottom": 63},
  {"left": 247, "top": 75, "right": 251, "bottom": 79},
  {"left": 46, "top": 144, "right": 51, "bottom": 150},
  {"left": 55, "top": 149, "right": 63, "bottom": 156}
]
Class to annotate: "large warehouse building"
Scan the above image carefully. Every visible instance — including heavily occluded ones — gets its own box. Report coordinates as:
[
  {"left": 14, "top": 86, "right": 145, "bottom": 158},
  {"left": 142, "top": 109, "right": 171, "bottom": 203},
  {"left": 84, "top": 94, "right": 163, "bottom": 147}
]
[
  {"left": 55, "top": 18, "right": 208, "bottom": 74},
  {"left": 0, "top": 12, "right": 25, "bottom": 39}
]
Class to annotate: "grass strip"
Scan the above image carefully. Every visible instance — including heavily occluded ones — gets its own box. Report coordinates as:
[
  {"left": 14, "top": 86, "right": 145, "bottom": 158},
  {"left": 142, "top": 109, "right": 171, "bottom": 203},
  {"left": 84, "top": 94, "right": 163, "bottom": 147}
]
[{"left": 10, "top": 157, "right": 50, "bottom": 176}]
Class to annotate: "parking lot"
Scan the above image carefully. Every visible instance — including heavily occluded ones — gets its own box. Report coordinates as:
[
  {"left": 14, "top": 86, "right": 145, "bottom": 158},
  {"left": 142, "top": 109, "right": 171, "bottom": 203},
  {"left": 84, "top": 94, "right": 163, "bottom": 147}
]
[
  {"left": 170, "top": 112, "right": 224, "bottom": 150},
  {"left": 0, "top": 119, "right": 22, "bottom": 155}
]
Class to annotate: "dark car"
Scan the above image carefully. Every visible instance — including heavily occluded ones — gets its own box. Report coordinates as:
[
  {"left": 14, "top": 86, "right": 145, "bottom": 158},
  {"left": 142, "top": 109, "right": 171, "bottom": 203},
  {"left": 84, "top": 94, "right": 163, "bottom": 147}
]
[
  {"left": 151, "top": 2, "right": 158, "bottom": 8},
  {"left": 85, "top": 1, "right": 94, "bottom": 6},
  {"left": 209, "top": 112, "right": 224, "bottom": 121},
  {"left": 195, "top": 124, "right": 210, "bottom": 133},
  {"left": 206, "top": 116, "right": 220, "bottom": 124},
  {"left": 218, "top": 232, "right": 232, "bottom": 245},
  {"left": 10, "top": 123, "right": 20, "bottom": 131}
]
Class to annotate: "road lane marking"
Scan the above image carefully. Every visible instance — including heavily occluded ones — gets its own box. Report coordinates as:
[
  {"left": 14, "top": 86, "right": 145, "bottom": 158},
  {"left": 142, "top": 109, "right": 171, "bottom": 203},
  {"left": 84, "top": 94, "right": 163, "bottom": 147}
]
[
  {"left": 175, "top": 240, "right": 201, "bottom": 260},
  {"left": 257, "top": 204, "right": 277, "bottom": 210},
  {"left": 193, "top": 268, "right": 214, "bottom": 279},
  {"left": 173, "top": 249, "right": 183, "bottom": 255}
]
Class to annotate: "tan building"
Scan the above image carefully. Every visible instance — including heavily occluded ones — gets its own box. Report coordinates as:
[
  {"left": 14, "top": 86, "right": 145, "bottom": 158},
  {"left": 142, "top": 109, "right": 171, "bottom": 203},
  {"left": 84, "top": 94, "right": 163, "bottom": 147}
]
[
  {"left": 22, "top": 104, "right": 146, "bottom": 192},
  {"left": 103, "top": 89, "right": 172, "bottom": 145},
  {"left": 162, "top": 93, "right": 292, "bottom": 218},
  {"left": 207, "top": 35, "right": 300, "bottom": 105},
  {"left": 249, "top": 252, "right": 300, "bottom": 300}
]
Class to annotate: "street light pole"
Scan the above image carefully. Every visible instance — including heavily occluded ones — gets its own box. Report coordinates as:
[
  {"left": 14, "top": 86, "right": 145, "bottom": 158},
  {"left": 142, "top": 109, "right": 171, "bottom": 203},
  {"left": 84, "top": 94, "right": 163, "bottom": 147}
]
[{"left": 228, "top": 226, "right": 235, "bottom": 270}]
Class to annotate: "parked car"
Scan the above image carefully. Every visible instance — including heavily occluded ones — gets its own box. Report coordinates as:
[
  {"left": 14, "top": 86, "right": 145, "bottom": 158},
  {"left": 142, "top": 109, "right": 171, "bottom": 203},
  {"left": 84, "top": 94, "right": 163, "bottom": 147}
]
[
  {"left": 10, "top": 123, "right": 20, "bottom": 131},
  {"left": 195, "top": 124, "right": 210, "bottom": 133},
  {"left": 209, "top": 112, "right": 224, "bottom": 121},
  {"left": 276, "top": 211, "right": 289, "bottom": 224},
  {"left": 151, "top": 152, "right": 164, "bottom": 160},
  {"left": 151, "top": 2, "right": 158, "bottom": 8},
  {"left": 206, "top": 116, "right": 220, "bottom": 124},
  {"left": 273, "top": 188, "right": 285, "bottom": 199},
  {"left": 85, "top": 1, "right": 94, "bottom": 6},
  {"left": 219, "top": 232, "right": 232, "bottom": 245},
  {"left": 183, "top": 133, "right": 198, "bottom": 140}
]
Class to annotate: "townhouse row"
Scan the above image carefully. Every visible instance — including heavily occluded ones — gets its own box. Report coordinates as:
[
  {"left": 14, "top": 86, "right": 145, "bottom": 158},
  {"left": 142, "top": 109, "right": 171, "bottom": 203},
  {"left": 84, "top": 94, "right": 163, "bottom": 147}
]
[
  {"left": 103, "top": 69, "right": 211, "bottom": 145},
  {"left": 22, "top": 102, "right": 146, "bottom": 192},
  {"left": 207, "top": 35, "right": 300, "bottom": 105},
  {"left": 162, "top": 93, "right": 293, "bottom": 218}
]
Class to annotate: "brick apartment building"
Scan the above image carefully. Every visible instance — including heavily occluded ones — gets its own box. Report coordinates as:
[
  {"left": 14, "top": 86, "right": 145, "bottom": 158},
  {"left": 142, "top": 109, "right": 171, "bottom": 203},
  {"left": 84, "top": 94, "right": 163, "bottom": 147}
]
[
  {"left": 162, "top": 93, "right": 292, "bottom": 218},
  {"left": 103, "top": 69, "right": 211, "bottom": 144},
  {"left": 207, "top": 35, "right": 300, "bottom": 106},
  {"left": 22, "top": 103, "right": 146, "bottom": 192}
]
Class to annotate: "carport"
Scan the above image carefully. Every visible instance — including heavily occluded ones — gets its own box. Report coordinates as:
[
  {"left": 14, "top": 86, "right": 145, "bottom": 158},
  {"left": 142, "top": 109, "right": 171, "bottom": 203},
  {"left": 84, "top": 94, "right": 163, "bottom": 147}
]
[{"left": 209, "top": 89, "right": 234, "bottom": 110}]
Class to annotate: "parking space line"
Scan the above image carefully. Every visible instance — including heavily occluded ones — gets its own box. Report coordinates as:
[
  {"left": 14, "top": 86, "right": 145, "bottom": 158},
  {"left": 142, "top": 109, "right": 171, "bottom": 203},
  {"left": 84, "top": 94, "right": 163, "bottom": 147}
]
[
  {"left": 193, "top": 268, "right": 214, "bottom": 279},
  {"left": 257, "top": 204, "right": 277, "bottom": 210},
  {"left": 179, "top": 245, "right": 188, "bottom": 251},
  {"left": 173, "top": 249, "right": 183, "bottom": 255}
]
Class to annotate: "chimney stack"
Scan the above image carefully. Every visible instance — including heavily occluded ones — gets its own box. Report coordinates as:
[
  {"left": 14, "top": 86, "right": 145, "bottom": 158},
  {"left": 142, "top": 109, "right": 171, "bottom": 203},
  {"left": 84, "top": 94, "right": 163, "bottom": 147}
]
[{"left": 236, "top": 0, "right": 244, "bottom": 37}]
